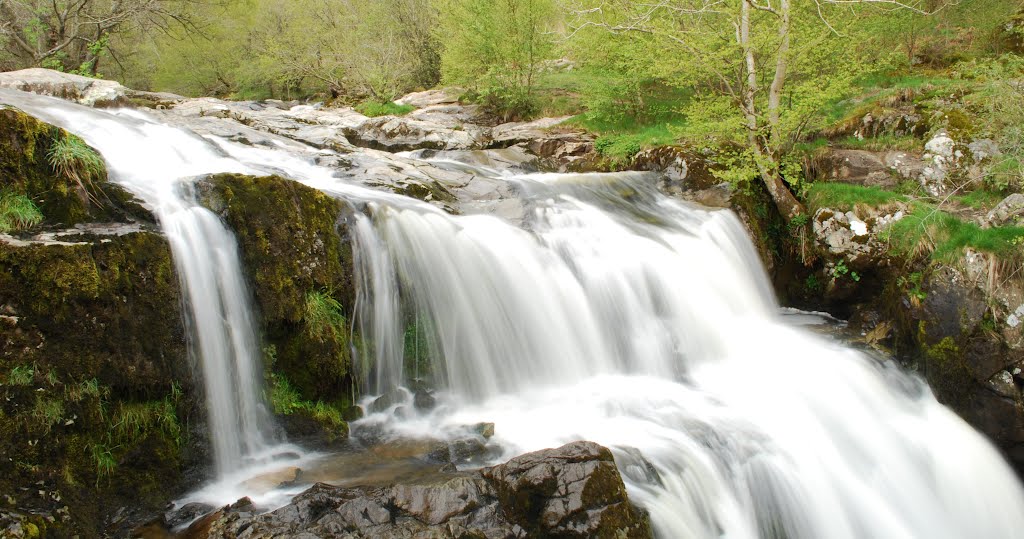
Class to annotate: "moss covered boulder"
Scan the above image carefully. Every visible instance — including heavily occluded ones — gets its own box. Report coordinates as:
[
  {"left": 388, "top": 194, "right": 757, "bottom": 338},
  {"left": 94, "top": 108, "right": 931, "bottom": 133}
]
[
  {"left": 0, "top": 107, "right": 151, "bottom": 229},
  {"left": 197, "top": 173, "right": 358, "bottom": 416}
]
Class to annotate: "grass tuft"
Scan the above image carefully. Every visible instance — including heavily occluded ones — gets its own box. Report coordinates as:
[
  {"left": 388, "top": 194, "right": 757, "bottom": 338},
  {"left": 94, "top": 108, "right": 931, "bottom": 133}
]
[
  {"left": 47, "top": 134, "right": 106, "bottom": 205},
  {"left": 0, "top": 191, "right": 43, "bottom": 232},
  {"left": 7, "top": 365, "right": 35, "bottom": 386},
  {"left": 304, "top": 289, "right": 348, "bottom": 343}
]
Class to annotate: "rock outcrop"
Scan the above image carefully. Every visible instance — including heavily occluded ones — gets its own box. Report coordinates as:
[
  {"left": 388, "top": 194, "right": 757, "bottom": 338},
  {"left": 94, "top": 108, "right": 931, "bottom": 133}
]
[
  {"left": 187, "top": 441, "right": 652, "bottom": 539},
  {"left": 0, "top": 110, "right": 198, "bottom": 537}
]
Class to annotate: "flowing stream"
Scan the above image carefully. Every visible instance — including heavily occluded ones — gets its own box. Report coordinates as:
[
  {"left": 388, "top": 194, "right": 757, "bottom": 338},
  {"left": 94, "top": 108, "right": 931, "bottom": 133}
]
[{"left": 3, "top": 88, "right": 1024, "bottom": 538}]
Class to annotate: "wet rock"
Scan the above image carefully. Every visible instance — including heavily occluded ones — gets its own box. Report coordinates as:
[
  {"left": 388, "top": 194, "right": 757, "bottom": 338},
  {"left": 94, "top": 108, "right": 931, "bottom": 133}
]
[
  {"left": 190, "top": 442, "right": 651, "bottom": 538},
  {"left": 165, "top": 502, "right": 216, "bottom": 528},
  {"left": 240, "top": 466, "right": 302, "bottom": 493},
  {"left": 413, "top": 389, "right": 436, "bottom": 411},
  {"left": 474, "top": 422, "right": 496, "bottom": 439},
  {"left": 633, "top": 146, "right": 718, "bottom": 197},
  {"left": 369, "top": 388, "right": 408, "bottom": 414}
]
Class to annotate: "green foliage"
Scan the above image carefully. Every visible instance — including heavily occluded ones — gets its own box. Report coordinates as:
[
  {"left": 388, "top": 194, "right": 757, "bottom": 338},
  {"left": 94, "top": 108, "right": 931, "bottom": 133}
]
[
  {"left": 883, "top": 201, "right": 1024, "bottom": 261},
  {"left": 269, "top": 373, "right": 304, "bottom": 415},
  {"left": 0, "top": 192, "right": 43, "bottom": 232},
  {"left": 831, "top": 260, "right": 861, "bottom": 282},
  {"left": 87, "top": 443, "right": 116, "bottom": 486},
  {"left": 138, "top": 0, "right": 440, "bottom": 100},
  {"left": 267, "top": 373, "right": 347, "bottom": 432},
  {"left": 47, "top": 134, "right": 105, "bottom": 205},
  {"left": 304, "top": 289, "right": 348, "bottom": 343},
  {"left": 6, "top": 365, "right": 34, "bottom": 386},
  {"left": 356, "top": 101, "right": 415, "bottom": 117},
  {"left": 807, "top": 183, "right": 907, "bottom": 212},
  {"left": 437, "top": 0, "right": 557, "bottom": 119},
  {"left": 897, "top": 271, "right": 928, "bottom": 301}
]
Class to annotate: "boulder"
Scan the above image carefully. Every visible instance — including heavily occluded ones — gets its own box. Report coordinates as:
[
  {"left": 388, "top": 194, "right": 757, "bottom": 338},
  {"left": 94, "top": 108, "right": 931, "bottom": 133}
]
[
  {"left": 189, "top": 442, "right": 651, "bottom": 538},
  {"left": 0, "top": 68, "right": 127, "bottom": 106},
  {"left": 811, "top": 205, "right": 906, "bottom": 270},
  {"left": 985, "top": 193, "right": 1024, "bottom": 227}
]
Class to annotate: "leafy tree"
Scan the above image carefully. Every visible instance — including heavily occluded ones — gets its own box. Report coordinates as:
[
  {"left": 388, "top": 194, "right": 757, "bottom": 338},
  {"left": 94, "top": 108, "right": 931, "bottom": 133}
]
[
  {"left": 435, "top": 0, "right": 557, "bottom": 119},
  {"left": 0, "top": 0, "right": 203, "bottom": 75},
  {"left": 567, "top": 0, "right": 952, "bottom": 222},
  {"left": 135, "top": 0, "right": 439, "bottom": 100}
]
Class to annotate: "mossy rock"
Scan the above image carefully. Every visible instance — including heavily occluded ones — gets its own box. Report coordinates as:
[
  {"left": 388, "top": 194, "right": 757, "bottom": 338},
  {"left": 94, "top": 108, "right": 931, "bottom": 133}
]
[
  {"left": 197, "top": 173, "right": 357, "bottom": 403},
  {"left": 0, "top": 232, "right": 188, "bottom": 394},
  {"left": 0, "top": 107, "right": 152, "bottom": 228}
]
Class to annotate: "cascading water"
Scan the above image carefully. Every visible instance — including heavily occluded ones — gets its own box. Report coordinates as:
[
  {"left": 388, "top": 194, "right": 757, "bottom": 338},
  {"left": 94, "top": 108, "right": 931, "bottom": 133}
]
[
  {"left": 352, "top": 171, "right": 1024, "bottom": 538},
  {"left": 4, "top": 87, "right": 1024, "bottom": 537},
  {"left": 0, "top": 90, "right": 281, "bottom": 478}
]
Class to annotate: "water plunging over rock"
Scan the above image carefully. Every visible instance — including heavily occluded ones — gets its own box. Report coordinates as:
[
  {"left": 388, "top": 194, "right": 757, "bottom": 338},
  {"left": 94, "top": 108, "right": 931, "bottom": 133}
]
[{"left": 3, "top": 80, "right": 1024, "bottom": 539}]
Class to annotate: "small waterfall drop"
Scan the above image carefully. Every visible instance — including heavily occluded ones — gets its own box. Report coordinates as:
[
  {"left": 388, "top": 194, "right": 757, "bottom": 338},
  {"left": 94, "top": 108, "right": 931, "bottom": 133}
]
[{"left": 0, "top": 90, "right": 277, "bottom": 476}]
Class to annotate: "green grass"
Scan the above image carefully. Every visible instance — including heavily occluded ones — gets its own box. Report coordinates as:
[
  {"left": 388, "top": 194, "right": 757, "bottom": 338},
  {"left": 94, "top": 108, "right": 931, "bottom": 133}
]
[
  {"left": 807, "top": 183, "right": 908, "bottom": 212},
  {"left": 883, "top": 201, "right": 1024, "bottom": 261},
  {"left": 304, "top": 289, "right": 348, "bottom": 342},
  {"left": 6, "top": 365, "right": 34, "bottom": 386},
  {"left": 953, "top": 189, "right": 1007, "bottom": 210},
  {"left": 268, "top": 373, "right": 346, "bottom": 429},
  {"left": 47, "top": 134, "right": 105, "bottom": 204},
  {"left": 30, "top": 396, "right": 64, "bottom": 434},
  {"left": 356, "top": 101, "right": 415, "bottom": 117},
  {"left": 87, "top": 443, "right": 116, "bottom": 485},
  {"left": 111, "top": 398, "right": 182, "bottom": 447},
  {"left": 269, "top": 373, "right": 304, "bottom": 415},
  {"left": 0, "top": 191, "right": 43, "bottom": 232},
  {"left": 533, "top": 68, "right": 689, "bottom": 161}
]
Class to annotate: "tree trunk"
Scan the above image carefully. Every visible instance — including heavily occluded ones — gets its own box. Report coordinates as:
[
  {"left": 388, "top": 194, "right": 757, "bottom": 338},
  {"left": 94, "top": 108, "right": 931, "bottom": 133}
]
[{"left": 741, "top": 0, "right": 806, "bottom": 223}]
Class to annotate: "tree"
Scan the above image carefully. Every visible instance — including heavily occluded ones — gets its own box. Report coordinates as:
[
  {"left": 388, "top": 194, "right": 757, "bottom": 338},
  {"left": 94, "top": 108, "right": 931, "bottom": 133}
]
[
  {"left": 0, "top": 0, "right": 202, "bottom": 75},
  {"left": 132, "top": 0, "right": 440, "bottom": 100},
  {"left": 568, "top": 0, "right": 951, "bottom": 222},
  {"left": 435, "top": 0, "right": 557, "bottom": 118}
]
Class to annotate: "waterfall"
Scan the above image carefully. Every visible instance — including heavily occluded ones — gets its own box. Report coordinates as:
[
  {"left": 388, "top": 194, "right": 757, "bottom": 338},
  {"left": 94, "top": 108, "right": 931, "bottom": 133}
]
[
  {"left": 4, "top": 88, "right": 1024, "bottom": 538},
  {"left": 352, "top": 172, "right": 1024, "bottom": 538},
  {"left": 0, "top": 90, "right": 277, "bottom": 476}
]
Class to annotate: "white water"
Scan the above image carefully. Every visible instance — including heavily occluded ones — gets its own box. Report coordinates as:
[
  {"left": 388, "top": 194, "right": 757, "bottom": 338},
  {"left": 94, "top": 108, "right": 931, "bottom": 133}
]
[
  {"left": 0, "top": 90, "right": 283, "bottom": 478},
  {"left": 352, "top": 172, "right": 1024, "bottom": 538},
  {"left": 4, "top": 89, "right": 1024, "bottom": 538}
]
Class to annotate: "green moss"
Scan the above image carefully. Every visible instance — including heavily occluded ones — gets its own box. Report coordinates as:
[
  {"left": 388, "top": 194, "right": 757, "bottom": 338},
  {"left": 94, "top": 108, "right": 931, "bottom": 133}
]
[
  {"left": 0, "top": 108, "right": 152, "bottom": 228},
  {"left": 922, "top": 335, "right": 973, "bottom": 408},
  {"left": 199, "top": 174, "right": 356, "bottom": 403}
]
